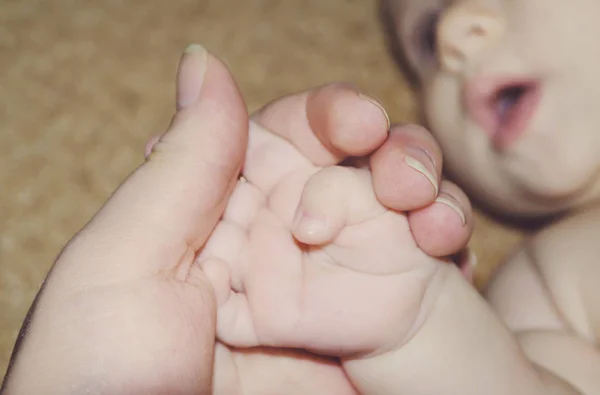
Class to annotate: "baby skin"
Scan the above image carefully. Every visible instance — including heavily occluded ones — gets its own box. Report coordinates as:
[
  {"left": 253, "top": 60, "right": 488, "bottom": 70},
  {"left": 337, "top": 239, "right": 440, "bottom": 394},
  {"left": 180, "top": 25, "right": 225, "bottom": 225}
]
[
  {"left": 198, "top": 91, "right": 581, "bottom": 393},
  {"left": 379, "top": 0, "right": 600, "bottom": 393},
  {"left": 190, "top": 81, "right": 477, "bottom": 395}
]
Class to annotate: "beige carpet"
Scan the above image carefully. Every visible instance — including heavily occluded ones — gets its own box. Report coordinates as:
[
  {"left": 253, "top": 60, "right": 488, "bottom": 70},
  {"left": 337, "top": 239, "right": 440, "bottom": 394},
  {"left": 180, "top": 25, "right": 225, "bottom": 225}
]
[{"left": 0, "top": 0, "right": 523, "bottom": 376}]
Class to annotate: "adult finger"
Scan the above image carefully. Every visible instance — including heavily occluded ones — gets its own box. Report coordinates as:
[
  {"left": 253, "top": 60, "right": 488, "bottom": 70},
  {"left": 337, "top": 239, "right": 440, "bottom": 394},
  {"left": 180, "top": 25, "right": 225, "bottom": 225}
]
[
  {"left": 57, "top": 44, "right": 248, "bottom": 285},
  {"left": 370, "top": 124, "right": 443, "bottom": 211},
  {"left": 251, "top": 82, "right": 390, "bottom": 167},
  {"left": 408, "top": 180, "right": 474, "bottom": 257}
]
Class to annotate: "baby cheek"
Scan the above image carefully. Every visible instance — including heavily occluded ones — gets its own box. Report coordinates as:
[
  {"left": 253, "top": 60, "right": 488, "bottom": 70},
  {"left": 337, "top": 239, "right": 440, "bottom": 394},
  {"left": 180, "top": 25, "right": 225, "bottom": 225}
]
[{"left": 422, "top": 82, "right": 465, "bottom": 146}]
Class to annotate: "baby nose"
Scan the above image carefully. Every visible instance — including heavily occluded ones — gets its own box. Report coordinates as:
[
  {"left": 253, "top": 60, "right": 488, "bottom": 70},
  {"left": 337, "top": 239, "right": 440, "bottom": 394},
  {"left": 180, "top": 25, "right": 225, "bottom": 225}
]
[{"left": 437, "top": 2, "right": 505, "bottom": 73}]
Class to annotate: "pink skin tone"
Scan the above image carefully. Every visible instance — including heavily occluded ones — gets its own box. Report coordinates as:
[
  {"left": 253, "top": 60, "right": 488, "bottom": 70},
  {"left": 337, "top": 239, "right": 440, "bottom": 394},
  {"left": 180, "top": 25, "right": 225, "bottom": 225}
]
[
  {"left": 383, "top": 0, "right": 600, "bottom": 216},
  {"left": 181, "top": 0, "right": 600, "bottom": 392},
  {"left": 196, "top": 121, "right": 471, "bottom": 356},
  {"left": 8, "top": 0, "right": 600, "bottom": 388},
  {"left": 8, "top": 2, "right": 596, "bottom": 388},
  {"left": 147, "top": 64, "right": 474, "bottom": 395},
  {"left": 378, "top": 0, "right": 600, "bottom": 393},
  {"left": 1, "top": 46, "right": 472, "bottom": 395},
  {"left": 464, "top": 77, "right": 541, "bottom": 151}
]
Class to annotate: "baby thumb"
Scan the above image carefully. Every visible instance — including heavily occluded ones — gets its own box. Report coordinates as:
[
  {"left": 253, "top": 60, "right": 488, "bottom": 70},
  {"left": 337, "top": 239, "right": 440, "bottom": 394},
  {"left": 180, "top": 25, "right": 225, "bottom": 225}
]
[{"left": 292, "top": 166, "right": 386, "bottom": 246}]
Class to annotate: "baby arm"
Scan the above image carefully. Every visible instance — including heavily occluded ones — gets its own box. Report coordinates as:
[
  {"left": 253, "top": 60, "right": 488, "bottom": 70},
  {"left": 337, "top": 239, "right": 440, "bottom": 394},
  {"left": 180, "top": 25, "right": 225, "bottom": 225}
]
[
  {"left": 201, "top": 115, "right": 587, "bottom": 394},
  {"left": 343, "top": 262, "right": 582, "bottom": 395},
  {"left": 346, "top": 210, "right": 600, "bottom": 395},
  {"left": 483, "top": 207, "right": 600, "bottom": 395}
]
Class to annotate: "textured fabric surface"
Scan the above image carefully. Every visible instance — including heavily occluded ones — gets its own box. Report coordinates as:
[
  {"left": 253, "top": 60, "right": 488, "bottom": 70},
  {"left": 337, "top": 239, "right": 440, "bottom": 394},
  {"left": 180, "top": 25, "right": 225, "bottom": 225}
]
[{"left": 0, "top": 0, "right": 523, "bottom": 375}]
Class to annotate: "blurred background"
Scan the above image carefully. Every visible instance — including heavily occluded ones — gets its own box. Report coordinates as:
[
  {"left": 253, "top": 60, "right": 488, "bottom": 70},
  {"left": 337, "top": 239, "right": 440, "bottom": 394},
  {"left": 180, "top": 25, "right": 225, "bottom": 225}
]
[{"left": 0, "top": 0, "right": 523, "bottom": 375}]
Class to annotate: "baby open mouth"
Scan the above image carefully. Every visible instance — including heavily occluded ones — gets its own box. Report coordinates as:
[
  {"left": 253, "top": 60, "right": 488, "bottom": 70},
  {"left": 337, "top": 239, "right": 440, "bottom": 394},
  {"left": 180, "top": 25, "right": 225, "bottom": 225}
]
[
  {"left": 495, "top": 85, "right": 529, "bottom": 122},
  {"left": 466, "top": 77, "right": 541, "bottom": 150}
]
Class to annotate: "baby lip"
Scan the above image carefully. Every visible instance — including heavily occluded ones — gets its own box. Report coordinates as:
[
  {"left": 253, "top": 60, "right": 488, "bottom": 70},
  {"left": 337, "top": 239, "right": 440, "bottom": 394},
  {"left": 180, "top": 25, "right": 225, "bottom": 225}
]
[{"left": 464, "top": 76, "right": 541, "bottom": 151}]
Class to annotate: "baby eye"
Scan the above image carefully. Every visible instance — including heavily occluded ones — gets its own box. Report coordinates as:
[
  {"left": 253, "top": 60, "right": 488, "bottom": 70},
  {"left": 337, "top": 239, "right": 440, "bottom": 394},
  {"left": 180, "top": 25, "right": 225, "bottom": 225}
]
[{"left": 415, "top": 9, "right": 442, "bottom": 61}]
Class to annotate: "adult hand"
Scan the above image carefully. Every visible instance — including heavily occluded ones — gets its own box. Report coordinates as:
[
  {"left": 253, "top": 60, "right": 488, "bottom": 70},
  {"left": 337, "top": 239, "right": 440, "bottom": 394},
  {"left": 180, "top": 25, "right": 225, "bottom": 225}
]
[
  {"left": 1, "top": 44, "right": 471, "bottom": 395},
  {"left": 2, "top": 44, "right": 247, "bottom": 394}
]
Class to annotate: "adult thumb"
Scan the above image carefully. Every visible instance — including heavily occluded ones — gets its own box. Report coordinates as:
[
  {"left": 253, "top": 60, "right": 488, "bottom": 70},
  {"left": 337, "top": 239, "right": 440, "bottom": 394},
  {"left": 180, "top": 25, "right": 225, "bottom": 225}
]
[{"left": 58, "top": 44, "right": 249, "bottom": 284}]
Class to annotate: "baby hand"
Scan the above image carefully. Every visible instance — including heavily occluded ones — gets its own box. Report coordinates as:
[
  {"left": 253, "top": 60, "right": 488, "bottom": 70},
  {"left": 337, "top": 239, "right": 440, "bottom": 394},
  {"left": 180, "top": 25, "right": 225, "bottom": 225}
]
[{"left": 200, "top": 118, "right": 473, "bottom": 358}]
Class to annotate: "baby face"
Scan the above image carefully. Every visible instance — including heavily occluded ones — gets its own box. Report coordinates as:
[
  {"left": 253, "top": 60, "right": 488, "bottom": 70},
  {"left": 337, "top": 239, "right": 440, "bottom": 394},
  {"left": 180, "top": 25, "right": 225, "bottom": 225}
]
[{"left": 383, "top": 0, "right": 600, "bottom": 217}]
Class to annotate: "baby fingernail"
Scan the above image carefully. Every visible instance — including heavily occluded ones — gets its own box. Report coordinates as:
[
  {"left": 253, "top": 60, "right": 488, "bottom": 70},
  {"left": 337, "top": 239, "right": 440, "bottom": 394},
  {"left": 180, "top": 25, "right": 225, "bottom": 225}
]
[
  {"left": 405, "top": 147, "right": 438, "bottom": 195},
  {"left": 293, "top": 210, "right": 328, "bottom": 238},
  {"left": 435, "top": 193, "right": 466, "bottom": 225},
  {"left": 357, "top": 93, "right": 391, "bottom": 131}
]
